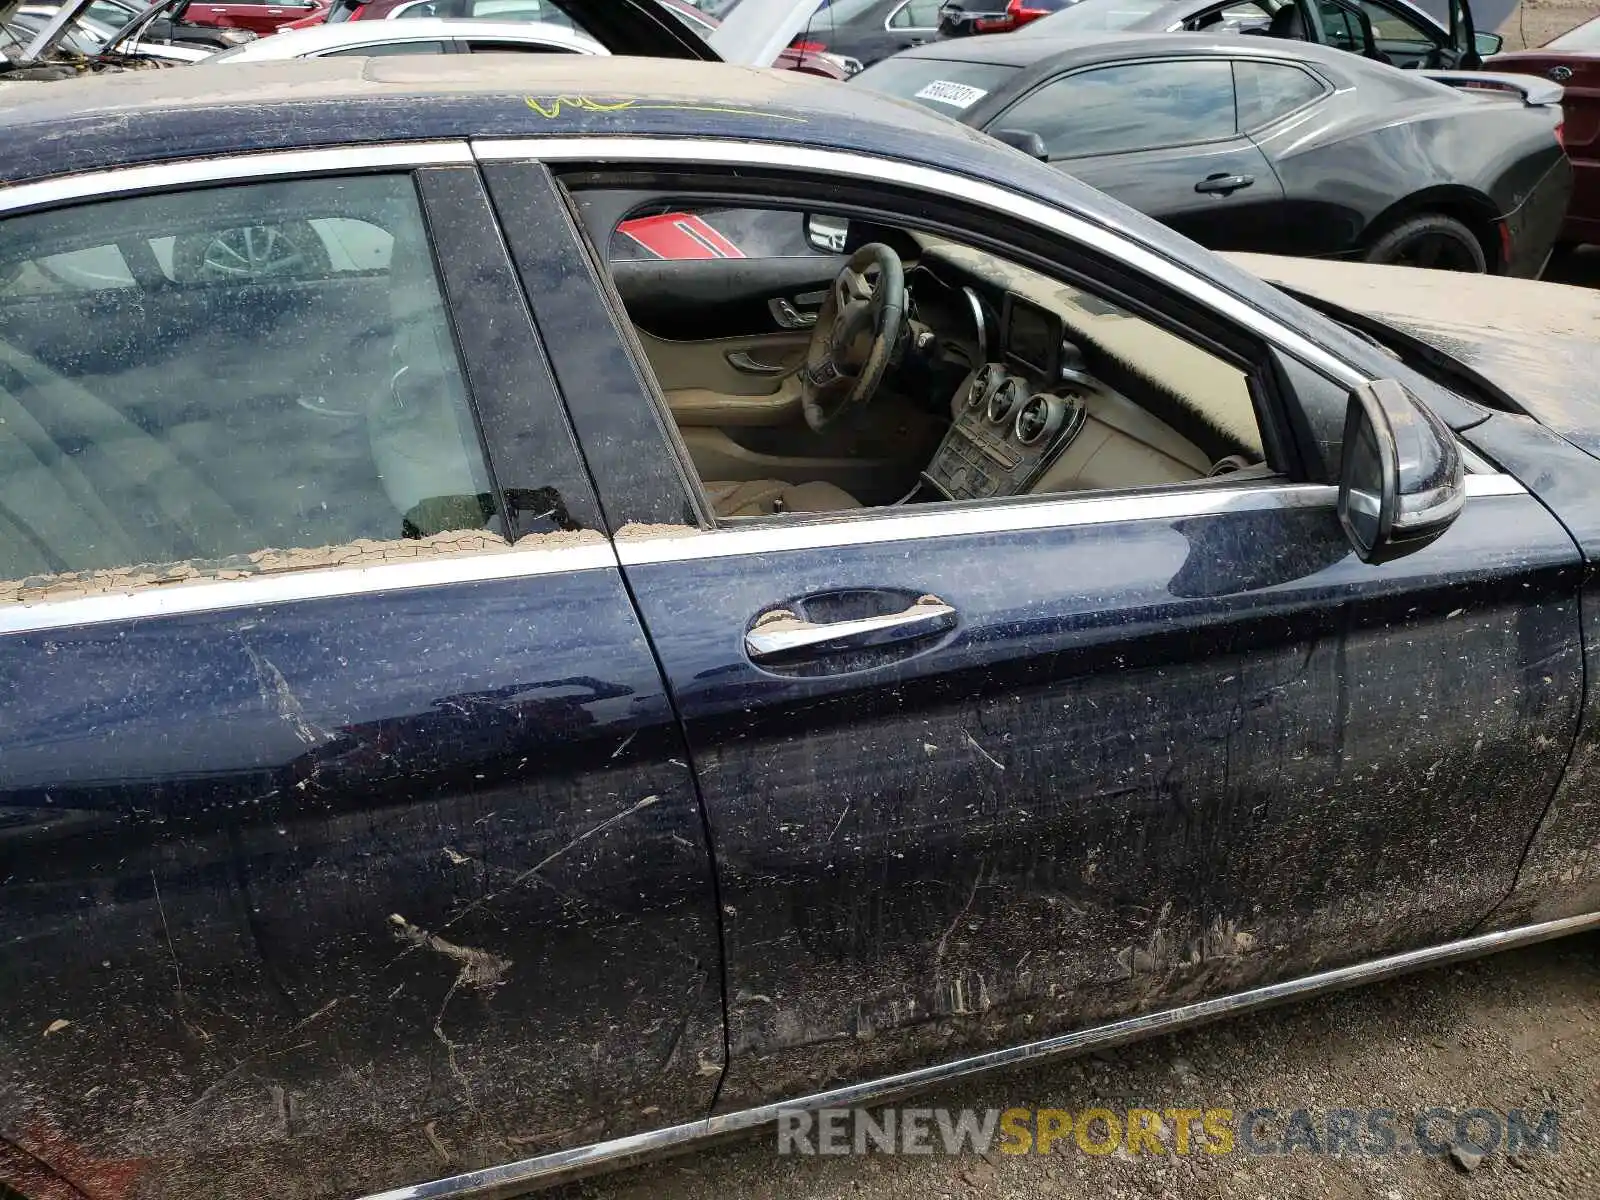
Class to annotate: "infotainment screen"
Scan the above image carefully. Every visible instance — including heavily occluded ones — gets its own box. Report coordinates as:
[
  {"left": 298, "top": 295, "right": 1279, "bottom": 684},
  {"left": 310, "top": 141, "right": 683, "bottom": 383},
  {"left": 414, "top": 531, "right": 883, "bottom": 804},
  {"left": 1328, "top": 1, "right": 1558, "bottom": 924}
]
[{"left": 1001, "top": 293, "right": 1061, "bottom": 378}]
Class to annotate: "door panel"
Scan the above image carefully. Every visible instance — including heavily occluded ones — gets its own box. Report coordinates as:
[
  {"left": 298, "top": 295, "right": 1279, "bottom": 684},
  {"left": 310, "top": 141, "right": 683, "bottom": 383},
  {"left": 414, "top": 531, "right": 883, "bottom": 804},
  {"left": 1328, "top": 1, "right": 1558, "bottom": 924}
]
[
  {"left": 618, "top": 485, "right": 1579, "bottom": 1111},
  {"left": 612, "top": 256, "right": 843, "bottom": 340},
  {"left": 1060, "top": 140, "right": 1290, "bottom": 253}
]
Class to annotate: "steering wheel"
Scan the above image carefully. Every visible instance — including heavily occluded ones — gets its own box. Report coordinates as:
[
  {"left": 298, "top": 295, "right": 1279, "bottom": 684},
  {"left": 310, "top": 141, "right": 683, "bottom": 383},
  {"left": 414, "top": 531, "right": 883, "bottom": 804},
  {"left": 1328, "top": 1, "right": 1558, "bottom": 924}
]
[{"left": 800, "top": 243, "right": 906, "bottom": 432}]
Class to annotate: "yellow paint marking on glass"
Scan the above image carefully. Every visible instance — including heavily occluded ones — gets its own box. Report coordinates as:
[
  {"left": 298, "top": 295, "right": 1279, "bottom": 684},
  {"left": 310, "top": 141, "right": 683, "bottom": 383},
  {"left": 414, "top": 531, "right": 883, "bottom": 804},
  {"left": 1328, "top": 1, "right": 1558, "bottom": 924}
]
[{"left": 524, "top": 95, "right": 806, "bottom": 122}]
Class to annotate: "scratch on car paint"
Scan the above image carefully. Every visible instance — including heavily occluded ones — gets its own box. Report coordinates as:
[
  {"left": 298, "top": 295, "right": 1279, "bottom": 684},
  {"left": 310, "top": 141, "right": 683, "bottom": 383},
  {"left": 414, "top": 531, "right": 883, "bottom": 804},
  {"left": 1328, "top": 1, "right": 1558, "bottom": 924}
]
[
  {"left": 963, "top": 731, "right": 1004, "bottom": 771},
  {"left": 440, "top": 795, "right": 662, "bottom": 931},
  {"left": 242, "top": 645, "right": 333, "bottom": 750},
  {"left": 151, "top": 870, "right": 186, "bottom": 1010},
  {"left": 182, "top": 997, "right": 344, "bottom": 1119},
  {"left": 523, "top": 95, "right": 807, "bottom": 122},
  {"left": 934, "top": 864, "right": 984, "bottom": 966}
]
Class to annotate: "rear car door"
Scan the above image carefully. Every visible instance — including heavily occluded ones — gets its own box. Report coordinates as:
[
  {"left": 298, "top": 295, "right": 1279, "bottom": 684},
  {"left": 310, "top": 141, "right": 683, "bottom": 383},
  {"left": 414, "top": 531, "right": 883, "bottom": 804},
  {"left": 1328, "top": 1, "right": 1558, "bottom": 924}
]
[
  {"left": 486, "top": 144, "right": 1581, "bottom": 1115},
  {"left": 983, "top": 58, "right": 1291, "bottom": 252},
  {"left": 0, "top": 151, "right": 723, "bottom": 1198}
]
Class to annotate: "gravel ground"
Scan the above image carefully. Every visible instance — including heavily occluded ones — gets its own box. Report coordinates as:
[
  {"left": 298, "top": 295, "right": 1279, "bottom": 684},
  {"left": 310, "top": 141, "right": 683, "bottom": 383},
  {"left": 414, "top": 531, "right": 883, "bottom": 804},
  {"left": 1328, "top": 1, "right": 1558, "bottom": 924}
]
[{"left": 548, "top": 8, "right": 1600, "bottom": 1198}]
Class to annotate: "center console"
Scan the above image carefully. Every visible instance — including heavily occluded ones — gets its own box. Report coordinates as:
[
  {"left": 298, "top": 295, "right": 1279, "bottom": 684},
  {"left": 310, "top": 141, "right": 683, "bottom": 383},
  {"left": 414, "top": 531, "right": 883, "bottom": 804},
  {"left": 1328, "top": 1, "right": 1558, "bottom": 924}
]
[{"left": 922, "top": 292, "right": 1091, "bottom": 502}]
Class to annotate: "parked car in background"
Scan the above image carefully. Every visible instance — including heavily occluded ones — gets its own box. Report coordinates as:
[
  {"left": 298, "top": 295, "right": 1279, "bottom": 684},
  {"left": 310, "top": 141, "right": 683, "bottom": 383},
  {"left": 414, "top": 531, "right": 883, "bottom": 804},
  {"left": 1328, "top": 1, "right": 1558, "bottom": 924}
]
[
  {"left": 1486, "top": 13, "right": 1599, "bottom": 250},
  {"left": 4, "top": 49, "right": 1600, "bottom": 1200},
  {"left": 287, "top": 0, "right": 853, "bottom": 74},
  {"left": 938, "top": 0, "right": 1075, "bottom": 39},
  {"left": 17, "top": 0, "right": 255, "bottom": 46},
  {"left": 7, "top": 0, "right": 216, "bottom": 59},
  {"left": 1021, "top": 0, "right": 1501, "bottom": 68},
  {"left": 183, "top": 0, "right": 329, "bottom": 35},
  {"left": 854, "top": 33, "right": 1567, "bottom": 273},
  {"left": 204, "top": 16, "right": 601, "bottom": 57}
]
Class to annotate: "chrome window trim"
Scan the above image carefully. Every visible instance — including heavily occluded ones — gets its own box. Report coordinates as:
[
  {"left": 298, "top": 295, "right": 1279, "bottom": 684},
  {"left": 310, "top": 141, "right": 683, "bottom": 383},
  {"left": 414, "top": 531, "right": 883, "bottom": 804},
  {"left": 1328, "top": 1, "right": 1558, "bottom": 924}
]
[
  {"left": 0, "top": 542, "right": 617, "bottom": 637},
  {"left": 617, "top": 471, "right": 1522, "bottom": 566},
  {"left": 0, "top": 143, "right": 475, "bottom": 218},
  {"left": 358, "top": 906, "right": 1600, "bottom": 1200},
  {"left": 469, "top": 136, "right": 1363, "bottom": 386}
]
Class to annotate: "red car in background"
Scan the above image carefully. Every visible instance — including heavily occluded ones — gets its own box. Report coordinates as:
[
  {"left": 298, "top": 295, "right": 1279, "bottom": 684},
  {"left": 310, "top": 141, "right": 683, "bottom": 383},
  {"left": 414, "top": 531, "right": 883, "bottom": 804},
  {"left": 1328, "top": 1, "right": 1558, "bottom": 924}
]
[
  {"left": 184, "top": 0, "right": 327, "bottom": 34},
  {"left": 1488, "top": 14, "right": 1599, "bottom": 250},
  {"left": 279, "top": 0, "right": 850, "bottom": 75},
  {"left": 937, "top": 0, "right": 1072, "bottom": 38}
]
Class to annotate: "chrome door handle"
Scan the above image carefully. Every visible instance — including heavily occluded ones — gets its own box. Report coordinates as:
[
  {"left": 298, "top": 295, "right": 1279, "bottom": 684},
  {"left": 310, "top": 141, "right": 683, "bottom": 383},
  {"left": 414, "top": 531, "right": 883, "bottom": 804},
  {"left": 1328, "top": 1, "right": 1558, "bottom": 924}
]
[
  {"left": 745, "top": 596, "right": 957, "bottom": 661},
  {"left": 769, "top": 298, "right": 818, "bottom": 329},
  {"left": 725, "top": 351, "right": 790, "bottom": 376},
  {"left": 1194, "top": 173, "right": 1254, "bottom": 195}
]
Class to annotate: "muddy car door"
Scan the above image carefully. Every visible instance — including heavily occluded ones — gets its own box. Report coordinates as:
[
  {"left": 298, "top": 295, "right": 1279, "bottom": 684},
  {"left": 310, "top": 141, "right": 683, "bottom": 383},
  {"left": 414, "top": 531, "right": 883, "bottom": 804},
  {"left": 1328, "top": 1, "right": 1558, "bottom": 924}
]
[
  {"left": 488, "top": 145, "right": 1581, "bottom": 1117},
  {"left": 0, "top": 154, "right": 723, "bottom": 1198}
]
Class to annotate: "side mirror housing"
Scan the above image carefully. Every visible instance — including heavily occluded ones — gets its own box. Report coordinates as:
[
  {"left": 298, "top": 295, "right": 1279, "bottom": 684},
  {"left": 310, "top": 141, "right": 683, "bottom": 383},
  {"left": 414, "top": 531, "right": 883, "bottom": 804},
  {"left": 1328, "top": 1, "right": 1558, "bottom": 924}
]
[
  {"left": 1338, "top": 379, "right": 1464, "bottom": 563},
  {"left": 992, "top": 128, "right": 1049, "bottom": 161},
  {"left": 1475, "top": 31, "right": 1504, "bottom": 56},
  {"left": 804, "top": 213, "right": 849, "bottom": 254}
]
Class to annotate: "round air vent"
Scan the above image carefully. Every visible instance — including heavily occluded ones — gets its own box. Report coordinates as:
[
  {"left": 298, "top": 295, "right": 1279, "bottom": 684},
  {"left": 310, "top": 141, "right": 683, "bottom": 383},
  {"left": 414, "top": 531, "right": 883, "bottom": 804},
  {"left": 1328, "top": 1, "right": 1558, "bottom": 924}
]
[
  {"left": 987, "top": 377, "right": 1026, "bottom": 426},
  {"left": 968, "top": 363, "right": 1004, "bottom": 411},
  {"left": 1014, "top": 394, "right": 1064, "bottom": 445}
]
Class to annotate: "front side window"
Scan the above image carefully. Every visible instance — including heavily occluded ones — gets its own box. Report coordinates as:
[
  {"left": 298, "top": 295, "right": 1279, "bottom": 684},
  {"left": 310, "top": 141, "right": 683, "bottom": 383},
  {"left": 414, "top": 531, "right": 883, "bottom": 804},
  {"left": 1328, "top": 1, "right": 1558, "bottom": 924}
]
[
  {"left": 567, "top": 192, "right": 1269, "bottom": 523},
  {"left": 0, "top": 175, "right": 500, "bottom": 602},
  {"left": 995, "top": 60, "right": 1237, "bottom": 159},
  {"left": 1356, "top": 0, "right": 1437, "bottom": 47},
  {"left": 888, "top": 0, "right": 943, "bottom": 27}
]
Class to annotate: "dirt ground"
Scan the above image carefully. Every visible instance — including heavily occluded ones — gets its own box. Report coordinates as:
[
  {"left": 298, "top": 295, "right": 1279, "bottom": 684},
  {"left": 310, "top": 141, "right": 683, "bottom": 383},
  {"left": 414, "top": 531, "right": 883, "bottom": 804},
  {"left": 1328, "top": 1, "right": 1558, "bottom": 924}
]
[{"left": 552, "top": 13, "right": 1600, "bottom": 1200}]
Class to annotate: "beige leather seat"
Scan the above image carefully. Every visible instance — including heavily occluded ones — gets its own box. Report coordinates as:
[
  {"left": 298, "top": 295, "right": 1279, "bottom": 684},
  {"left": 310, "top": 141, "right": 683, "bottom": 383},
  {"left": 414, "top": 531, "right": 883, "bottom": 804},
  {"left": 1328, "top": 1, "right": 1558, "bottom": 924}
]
[{"left": 704, "top": 479, "right": 861, "bottom": 518}]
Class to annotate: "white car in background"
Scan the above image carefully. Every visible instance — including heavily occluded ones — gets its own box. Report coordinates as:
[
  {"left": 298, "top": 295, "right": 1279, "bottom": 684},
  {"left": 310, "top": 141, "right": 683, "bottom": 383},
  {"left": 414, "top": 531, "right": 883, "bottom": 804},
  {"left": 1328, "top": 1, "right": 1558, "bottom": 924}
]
[{"left": 202, "top": 15, "right": 603, "bottom": 58}]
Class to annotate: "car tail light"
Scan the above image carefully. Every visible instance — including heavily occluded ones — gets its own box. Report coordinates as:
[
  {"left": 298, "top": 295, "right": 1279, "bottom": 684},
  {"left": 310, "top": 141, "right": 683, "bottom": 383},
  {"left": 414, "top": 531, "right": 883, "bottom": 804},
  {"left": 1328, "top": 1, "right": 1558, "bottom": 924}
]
[
  {"left": 1554, "top": 119, "right": 1565, "bottom": 150},
  {"left": 789, "top": 39, "right": 826, "bottom": 52},
  {"left": 1006, "top": 0, "right": 1054, "bottom": 18}
]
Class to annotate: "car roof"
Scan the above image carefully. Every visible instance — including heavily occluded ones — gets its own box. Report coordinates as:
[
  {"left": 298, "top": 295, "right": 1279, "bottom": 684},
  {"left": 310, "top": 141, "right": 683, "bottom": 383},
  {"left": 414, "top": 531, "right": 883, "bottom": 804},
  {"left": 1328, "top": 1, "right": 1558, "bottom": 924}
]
[
  {"left": 215, "top": 18, "right": 607, "bottom": 57},
  {"left": 882, "top": 30, "right": 1376, "bottom": 73},
  {"left": 0, "top": 55, "right": 1028, "bottom": 181}
]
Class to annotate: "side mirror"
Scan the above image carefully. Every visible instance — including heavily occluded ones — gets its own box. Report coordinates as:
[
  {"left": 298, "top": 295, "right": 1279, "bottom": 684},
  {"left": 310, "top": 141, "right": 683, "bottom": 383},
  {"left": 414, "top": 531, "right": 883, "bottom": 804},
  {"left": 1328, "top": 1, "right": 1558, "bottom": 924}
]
[
  {"left": 1338, "top": 379, "right": 1464, "bottom": 563},
  {"left": 1475, "top": 31, "right": 1504, "bottom": 56},
  {"left": 992, "top": 128, "right": 1049, "bottom": 161},
  {"left": 804, "top": 213, "right": 849, "bottom": 254}
]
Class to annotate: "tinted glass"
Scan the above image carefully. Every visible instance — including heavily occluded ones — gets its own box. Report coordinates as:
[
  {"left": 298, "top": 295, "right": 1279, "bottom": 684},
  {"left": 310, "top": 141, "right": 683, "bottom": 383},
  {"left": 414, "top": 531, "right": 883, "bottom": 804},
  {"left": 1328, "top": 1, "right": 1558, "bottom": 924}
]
[
  {"left": 0, "top": 175, "right": 499, "bottom": 597},
  {"left": 1549, "top": 14, "right": 1600, "bottom": 48},
  {"left": 323, "top": 39, "right": 449, "bottom": 53},
  {"left": 1358, "top": 0, "right": 1435, "bottom": 45},
  {"left": 1317, "top": 1, "right": 1366, "bottom": 49},
  {"left": 997, "top": 60, "right": 1237, "bottom": 159},
  {"left": 1234, "top": 61, "right": 1326, "bottom": 126},
  {"left": 852, "top": 57, "right": 1021, "bottom": 113},
  {"left": 889, "top": 0, "right": 943, "bottom": 27},
  {"left": 1020, "top": 0, "right": 1167, "bottom": 34},
  {"left": 467, "top": 38, "right": 577, "bottom": 51}
]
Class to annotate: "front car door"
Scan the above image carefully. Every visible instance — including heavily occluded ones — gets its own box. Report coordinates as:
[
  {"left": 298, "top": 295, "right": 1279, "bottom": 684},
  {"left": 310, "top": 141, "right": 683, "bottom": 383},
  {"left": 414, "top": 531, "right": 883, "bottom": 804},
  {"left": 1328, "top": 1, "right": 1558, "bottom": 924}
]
[
  {"left": 0, "top": 149, "right": 723, "bottom": 1198},
  {"left": 981, "top": 58, "right": 1291, "bottom": 253},
  {"left": 482, "top": 139, "right": 1581, "bottom": 1114}
]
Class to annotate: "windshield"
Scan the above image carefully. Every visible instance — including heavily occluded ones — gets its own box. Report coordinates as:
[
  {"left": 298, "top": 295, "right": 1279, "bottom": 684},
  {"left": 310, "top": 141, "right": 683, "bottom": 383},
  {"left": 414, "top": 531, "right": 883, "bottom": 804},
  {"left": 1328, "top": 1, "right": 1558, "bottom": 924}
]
[
  {"left": 1549, "top": 13, "right": 1600, "bottom": 49},
  {"left": 852, "top": 57, "right": 1020, "bottom": 113},
  {"left": 1020, "top": 0, "right": 1168, "bottom": 33}
]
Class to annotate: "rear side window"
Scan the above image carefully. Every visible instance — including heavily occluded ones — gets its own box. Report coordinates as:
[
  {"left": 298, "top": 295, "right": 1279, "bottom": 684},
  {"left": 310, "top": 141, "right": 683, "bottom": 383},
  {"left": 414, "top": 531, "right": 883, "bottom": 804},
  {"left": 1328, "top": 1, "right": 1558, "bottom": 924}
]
[
  {"left": 888, "top": 0, "right": 943, "bottom": 27},
  {"left": 0, "top": 175, "right": 502, "bottom": 602},
  {"left": 323, "top": 39, "right": 450, "bottom": 54},
  {"left": 993, "top": 60, "right": 1237, "bottom": 159},
  {"left": 1234, "top": 60, "right": 1327, "bottom": 127}
]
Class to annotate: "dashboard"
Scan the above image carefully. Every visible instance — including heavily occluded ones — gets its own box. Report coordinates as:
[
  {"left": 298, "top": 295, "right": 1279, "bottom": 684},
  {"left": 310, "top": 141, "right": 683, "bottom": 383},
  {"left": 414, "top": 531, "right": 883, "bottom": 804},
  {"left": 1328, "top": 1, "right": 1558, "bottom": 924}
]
[{"left": 922, "top": 292, "right": 1099, "bottom": 502}]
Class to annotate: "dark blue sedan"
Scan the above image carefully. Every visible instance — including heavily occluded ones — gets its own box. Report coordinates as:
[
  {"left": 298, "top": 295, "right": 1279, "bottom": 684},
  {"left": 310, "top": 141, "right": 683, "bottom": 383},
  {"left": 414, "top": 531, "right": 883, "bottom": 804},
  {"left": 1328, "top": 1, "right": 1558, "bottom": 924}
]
[{"left": 1, "top": 50, "right": 1599, "bottom": 1200}]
